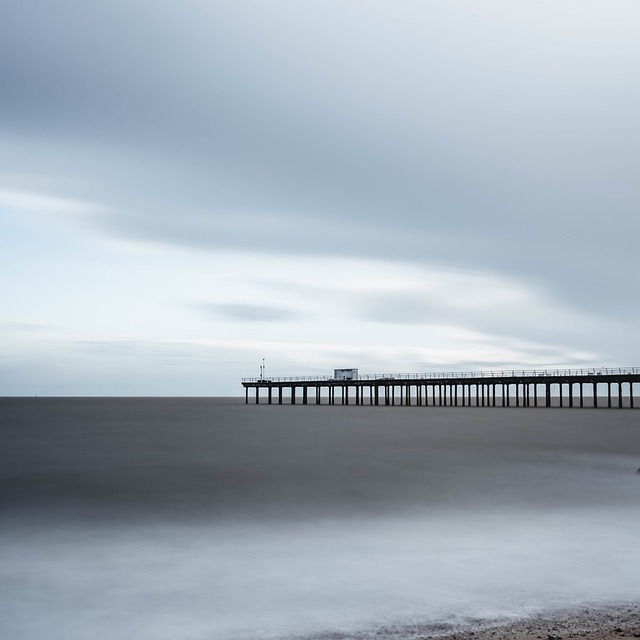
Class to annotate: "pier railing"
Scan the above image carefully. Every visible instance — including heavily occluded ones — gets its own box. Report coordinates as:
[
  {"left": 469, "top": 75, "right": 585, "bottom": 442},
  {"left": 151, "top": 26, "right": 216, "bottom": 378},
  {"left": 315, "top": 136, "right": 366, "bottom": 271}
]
[{"left": 242, "top": 366, "right": 640, "bottom": 384}]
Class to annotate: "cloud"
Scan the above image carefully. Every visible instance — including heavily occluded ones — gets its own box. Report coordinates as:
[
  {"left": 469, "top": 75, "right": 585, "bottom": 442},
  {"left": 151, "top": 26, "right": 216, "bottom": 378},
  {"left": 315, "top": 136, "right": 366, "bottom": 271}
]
[
  {"left": 205, "top": 303, "right": 301, "bottom": 323},
  {"left": 0, "top": 188, "right": 102, "bottom": 215},
  {"left": 1, "top": 0, "right": 639, "bottom": 393},
  {"left": 0, "top": 320, "right": 51, "bottom": 332}
]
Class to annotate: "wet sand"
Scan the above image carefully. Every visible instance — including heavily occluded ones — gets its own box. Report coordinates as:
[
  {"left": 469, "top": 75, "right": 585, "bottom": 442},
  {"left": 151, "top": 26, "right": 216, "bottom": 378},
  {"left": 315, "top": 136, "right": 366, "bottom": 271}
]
[
  {"left": 433, "top": 607, "right": 640, "bottom": 640},
  {"left": 296, "top": 605, "right": 640, "bottom": 640}
]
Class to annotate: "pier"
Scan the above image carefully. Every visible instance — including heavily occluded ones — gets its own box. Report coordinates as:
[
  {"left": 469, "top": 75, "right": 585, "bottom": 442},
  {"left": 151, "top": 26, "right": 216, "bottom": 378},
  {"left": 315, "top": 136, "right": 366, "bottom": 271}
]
[{"left": 242, "top": 367, "right": 640, "bottom": 408}]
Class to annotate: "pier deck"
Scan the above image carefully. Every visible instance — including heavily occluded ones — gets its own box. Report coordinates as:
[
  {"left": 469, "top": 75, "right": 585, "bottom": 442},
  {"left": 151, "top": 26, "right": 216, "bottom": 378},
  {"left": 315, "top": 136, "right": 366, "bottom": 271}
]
[{"left": 242, "top": 367, "right": 640, "bottom": 408}]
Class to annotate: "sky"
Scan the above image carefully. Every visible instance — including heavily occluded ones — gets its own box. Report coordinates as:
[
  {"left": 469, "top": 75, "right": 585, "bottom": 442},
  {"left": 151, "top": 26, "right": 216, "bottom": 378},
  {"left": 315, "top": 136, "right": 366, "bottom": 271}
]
[{"left": 1, "top": 0, "right": 639, "bottom": 396}]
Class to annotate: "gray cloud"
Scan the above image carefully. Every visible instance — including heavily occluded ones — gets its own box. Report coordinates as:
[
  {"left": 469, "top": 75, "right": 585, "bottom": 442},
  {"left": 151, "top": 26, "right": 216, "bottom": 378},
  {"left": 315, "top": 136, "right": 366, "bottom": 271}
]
[
  {"left": 0, "top": 321, "right": 51, "bottom": 332},
  {"left": 206, "top": 303, "right": 300, "bottom": 323},
  {"left": 1, "top": 1, "right": 639, "bottom": 354}
]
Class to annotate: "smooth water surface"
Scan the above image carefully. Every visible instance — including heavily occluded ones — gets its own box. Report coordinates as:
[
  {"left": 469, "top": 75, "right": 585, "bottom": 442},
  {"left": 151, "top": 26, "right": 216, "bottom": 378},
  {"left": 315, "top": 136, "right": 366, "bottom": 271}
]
[{"left": 1, "top": 398, "right": 639, "bottom": 639}]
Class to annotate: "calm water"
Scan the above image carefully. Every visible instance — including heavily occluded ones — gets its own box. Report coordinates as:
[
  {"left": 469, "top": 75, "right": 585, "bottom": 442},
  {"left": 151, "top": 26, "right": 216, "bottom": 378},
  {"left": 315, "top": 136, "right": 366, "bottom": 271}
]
[{"left": 1, "top": 398, "right": 639, "bottom": 639}]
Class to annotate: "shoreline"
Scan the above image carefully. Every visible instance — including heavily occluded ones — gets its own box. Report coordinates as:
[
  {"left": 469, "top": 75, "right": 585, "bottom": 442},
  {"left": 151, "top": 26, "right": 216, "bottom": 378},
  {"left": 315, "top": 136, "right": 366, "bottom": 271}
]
[
  {"left": 298, "top": 603, "right": 640, "bottom": 640},
  {"left": 443, "top": 606, "right": 640, "bottom": 640},
  {"left": 300, "top": 606, "right": 640, "bottom": 640}
]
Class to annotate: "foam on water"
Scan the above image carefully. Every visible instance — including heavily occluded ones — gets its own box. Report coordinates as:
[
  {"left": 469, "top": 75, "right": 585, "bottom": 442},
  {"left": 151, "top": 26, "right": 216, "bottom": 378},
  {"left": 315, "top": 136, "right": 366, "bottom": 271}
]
[{"left": 2, "top": 506, "right": 640, "bottom": 639}]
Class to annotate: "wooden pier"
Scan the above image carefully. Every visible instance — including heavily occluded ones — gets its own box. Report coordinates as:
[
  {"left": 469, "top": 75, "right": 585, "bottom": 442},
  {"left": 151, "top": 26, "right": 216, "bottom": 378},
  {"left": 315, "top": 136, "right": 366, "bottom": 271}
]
[{"left": 242, "top": 367, "right": 640, "bottom": 408}]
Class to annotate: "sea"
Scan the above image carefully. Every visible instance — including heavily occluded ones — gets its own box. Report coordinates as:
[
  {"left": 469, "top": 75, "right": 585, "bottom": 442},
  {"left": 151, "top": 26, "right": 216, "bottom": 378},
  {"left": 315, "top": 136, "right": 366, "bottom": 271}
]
[{"left": 1, "top": 397, "right": 639, "bottom": 640}]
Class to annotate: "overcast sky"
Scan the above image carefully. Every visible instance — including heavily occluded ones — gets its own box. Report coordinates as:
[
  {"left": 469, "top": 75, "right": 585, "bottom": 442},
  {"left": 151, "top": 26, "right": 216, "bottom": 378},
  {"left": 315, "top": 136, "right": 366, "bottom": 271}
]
[{"left": 1, "top": 1, "right": 639, "bottom": 395}]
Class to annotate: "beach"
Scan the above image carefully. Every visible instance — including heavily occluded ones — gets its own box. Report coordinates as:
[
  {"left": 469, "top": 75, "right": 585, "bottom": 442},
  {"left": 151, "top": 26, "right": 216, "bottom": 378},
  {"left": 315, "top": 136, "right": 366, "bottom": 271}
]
[
  {"left": 413, "top": 606, "right": 640, "bottom": 640},
  {"left": 1, "top": 398, "right": 639, "bottom": 639},
  {"left": 292, "top": 605, "right": 640, "bottom": 640}
]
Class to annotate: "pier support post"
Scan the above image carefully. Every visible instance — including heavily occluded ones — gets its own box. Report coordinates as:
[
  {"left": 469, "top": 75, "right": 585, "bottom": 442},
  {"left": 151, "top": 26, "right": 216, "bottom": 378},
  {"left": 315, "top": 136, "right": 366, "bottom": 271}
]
[
  {"left": 569, "top": 383, "right": 573, "bottom": 408},
  {"left": 545, "top": 383, "right": 551, "bottom": 408},
  {"left": 619, "top": 382, "right": 623, "bottom": 408},
  {"left": 559, "top": 383, "right": 563, "bottom": 408},
  {"left": 579, "top": 383, "right": 583, "bottom": 408},
  {"left": 593, "top": 382, "right": 598, "bottom": 408}
]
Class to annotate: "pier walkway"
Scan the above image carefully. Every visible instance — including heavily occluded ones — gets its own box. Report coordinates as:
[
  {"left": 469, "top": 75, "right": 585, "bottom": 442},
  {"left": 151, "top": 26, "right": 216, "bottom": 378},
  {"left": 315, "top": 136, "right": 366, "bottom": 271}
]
[{"left": 242, "top": 367, "right": 640, "bottom": 408}]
